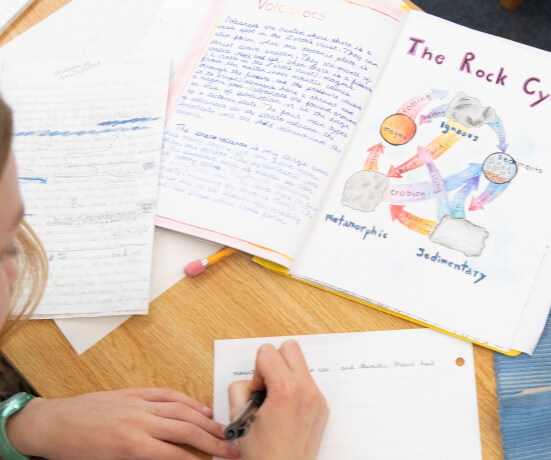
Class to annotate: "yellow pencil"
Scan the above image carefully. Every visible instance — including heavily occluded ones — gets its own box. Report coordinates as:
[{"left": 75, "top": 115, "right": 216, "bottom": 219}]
[{"left": 184, "top": 247, "right": 236, "bottom": 277}]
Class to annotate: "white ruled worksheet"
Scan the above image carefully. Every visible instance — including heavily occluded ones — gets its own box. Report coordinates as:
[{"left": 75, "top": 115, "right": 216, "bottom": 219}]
[
  {"left": 1, "top": 59, "right": 168, "bottom": 318},
  {"left": 214, "top": 329, "right": 482, "bottom": 460}
]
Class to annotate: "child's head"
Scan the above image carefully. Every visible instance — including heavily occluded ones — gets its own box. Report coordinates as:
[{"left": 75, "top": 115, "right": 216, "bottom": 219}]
[{"left": 0, "top": 96, "right": 47, "bottom": 339}]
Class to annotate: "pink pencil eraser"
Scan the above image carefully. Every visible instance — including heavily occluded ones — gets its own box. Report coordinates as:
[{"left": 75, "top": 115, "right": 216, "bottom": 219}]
[{"left": 184, "top": 260, "right": 206, "bottom": 277}]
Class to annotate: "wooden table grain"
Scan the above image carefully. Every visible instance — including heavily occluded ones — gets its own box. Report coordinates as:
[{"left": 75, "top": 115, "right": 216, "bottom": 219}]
[{"left": 0, "top": 1, "right": 504, "bottom": 459}]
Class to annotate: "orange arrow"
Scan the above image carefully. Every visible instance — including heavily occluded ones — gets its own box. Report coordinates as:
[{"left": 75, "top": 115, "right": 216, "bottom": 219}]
[
  {"left": 388, "top": 120, "right": 469, "bottom": 178},
  {"left": 390, "top": 205, "right": 437, "bottom": 236},
  {"left": 363, "top": 142, "right": 384, "bottom": 172}
]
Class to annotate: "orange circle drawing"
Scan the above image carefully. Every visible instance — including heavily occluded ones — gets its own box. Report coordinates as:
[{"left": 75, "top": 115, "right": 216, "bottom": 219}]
[{"left": 380, "top": 114, "right": 416, "bottom": 145}]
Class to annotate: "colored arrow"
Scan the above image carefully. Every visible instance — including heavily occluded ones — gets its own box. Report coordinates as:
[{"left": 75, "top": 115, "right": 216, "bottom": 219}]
[
  {"left": 390, "top": 204, "right": 437, "bottom": 236},
  {"left": 418, "top": 146, "right": 450, "bottom": 220},
  {"left": 383, "top": 163, "right": 484, "bottom": 203},
  {"left": 444, "top": 163, "right": 483, "bottom": 190},
  {"left": 383, "top": 182, "right": 433, "bottom": 202},
  {"left": 450, "top": 174, "right": 481, "bottom": 218},
  {"left": 363, "top": 142, "right": 384, "bottom": 172},
  {"left": 388, "top": 119, "right": 469, "bottom": 178},
  {"left": 419, "top": 103, "right": 448, "bottom": 124},
  {"left": 397, "top": 89, "right": 448, "bottom": 120},
  {"left": 488, "top": 115, "right": 508, "bottom": 152},
  {"left": 469, "top": 182, "right": 510, "bottom": 211}
]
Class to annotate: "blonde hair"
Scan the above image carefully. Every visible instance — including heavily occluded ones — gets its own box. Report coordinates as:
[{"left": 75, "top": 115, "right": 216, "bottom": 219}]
[
  {"left": 0, "top": 96, "right": 48, "bottom": 343},
  {"left": 2, "top": 222, "right": 48, "bottom": 341}
]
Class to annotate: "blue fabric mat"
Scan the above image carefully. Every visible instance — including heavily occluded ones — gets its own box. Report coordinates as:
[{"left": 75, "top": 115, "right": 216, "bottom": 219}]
[{"left": 494, "top": 312, "right": 551, "bottom": 459}]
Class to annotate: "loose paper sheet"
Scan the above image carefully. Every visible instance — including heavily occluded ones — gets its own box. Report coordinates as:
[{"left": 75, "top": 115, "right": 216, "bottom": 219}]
[
  {"left": 55, "top": 226, "right": 222, "bottom": 354},
  {"left": 1, "top": 58, "right": 169, "bottom": 318},
  {"left": 0, "top": 0, "right": 164, "bottom": 60},
  {"left": 214, "top": 329, "right": 482, "bottom": 460},
  {"left": 0, "top": 0, "right": 219, "bottom": 350},
  {"left": 510, "top": 246, "right": 551, "bottom": 353}
]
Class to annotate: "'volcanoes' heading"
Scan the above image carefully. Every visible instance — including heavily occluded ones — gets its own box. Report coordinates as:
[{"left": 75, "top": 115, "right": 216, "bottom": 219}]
[{"left": 258, "top": 0, "right": 326, "bottom": 20}]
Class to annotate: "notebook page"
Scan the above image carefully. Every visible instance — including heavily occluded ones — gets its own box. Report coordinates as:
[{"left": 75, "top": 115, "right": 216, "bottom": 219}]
[
  {"left": 290, "top": 11, "right": 551, "bottom": 352},
  {"left": 511, "top": 243, "right": 551, "bottom": 353},
  {"left": 0, "top": 0, "right": 34, "bottom": 35},
  {"left": 157, "top": 0, "right": 407, "bottom": 267},
  {"left": 214, "top": 329, "right": 482, "bottom": 460},
  {"left": 1, "top": 59, "right": 168, "bottom": 318}
]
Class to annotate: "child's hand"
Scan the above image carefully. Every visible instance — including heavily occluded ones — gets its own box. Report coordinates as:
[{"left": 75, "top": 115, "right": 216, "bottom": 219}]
[
  {"left": 228, "top": 340, "right": 328, "bottom": 460},
  {"left": 6, "top": 388, "right": 241, "bottom": 459}
]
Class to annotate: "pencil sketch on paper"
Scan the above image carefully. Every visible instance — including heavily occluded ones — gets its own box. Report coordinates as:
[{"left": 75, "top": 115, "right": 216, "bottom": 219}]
[{"left": 342, "top": 169, "right": 389, "bottom": 212}]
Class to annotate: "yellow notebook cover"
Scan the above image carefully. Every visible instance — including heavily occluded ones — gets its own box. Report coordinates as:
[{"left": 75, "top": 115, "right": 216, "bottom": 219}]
[{"left": 253, "top": 256, "right": 521, "bottom": 356}]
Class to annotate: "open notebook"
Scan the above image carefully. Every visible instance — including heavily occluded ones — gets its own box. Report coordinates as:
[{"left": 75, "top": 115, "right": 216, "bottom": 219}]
[
  {"left": 156, "top": 0, "right": 551, "bottom": 354},
  {"left": 214, "top": 329, "right": 482, "bottom": 460}
]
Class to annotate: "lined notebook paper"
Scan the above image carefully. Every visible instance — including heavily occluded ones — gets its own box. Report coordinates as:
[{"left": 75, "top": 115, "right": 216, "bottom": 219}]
[
  {"left": 214, "top": 329, "right": 482, "bottom": 460},
  {"left": 1, "top": 59, "right": 168, "bottom": 318}
]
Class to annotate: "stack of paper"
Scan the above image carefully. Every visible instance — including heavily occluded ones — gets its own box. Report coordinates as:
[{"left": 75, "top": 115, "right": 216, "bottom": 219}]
[{"left": 0, "top": 0, "right": 220, "bottom": 350}]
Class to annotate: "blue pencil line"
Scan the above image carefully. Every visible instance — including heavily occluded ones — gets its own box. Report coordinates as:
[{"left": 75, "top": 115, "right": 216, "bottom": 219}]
[
  {"left": 15, "top": 126, "right": 149, "bottom": 137},
  {"left": 97, "top": 117, "right": 160, "bottom": 127},
  {"left": 19, "top": 177, "right": 47, "bottom": 184}
]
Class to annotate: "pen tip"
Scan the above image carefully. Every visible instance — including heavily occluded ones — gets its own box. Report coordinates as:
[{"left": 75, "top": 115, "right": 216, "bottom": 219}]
[{"left": 184, "top": 260, "right": 206, "bottom": 277}]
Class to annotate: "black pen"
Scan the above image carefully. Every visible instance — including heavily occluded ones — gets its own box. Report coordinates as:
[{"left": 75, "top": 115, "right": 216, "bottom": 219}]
[{"left": 224, "top": 390, "right": 267, "bottom": 440}]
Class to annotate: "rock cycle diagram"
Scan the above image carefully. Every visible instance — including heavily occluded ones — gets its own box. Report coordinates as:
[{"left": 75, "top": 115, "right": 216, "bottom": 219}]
[{"left": 342, "top": 91, "right": 517, "bottom": 257}]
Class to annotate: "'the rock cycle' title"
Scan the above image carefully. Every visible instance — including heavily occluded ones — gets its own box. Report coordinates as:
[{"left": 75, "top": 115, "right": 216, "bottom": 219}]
[{"left": 407, "top": 37, "right": 549, "bottom": 108}]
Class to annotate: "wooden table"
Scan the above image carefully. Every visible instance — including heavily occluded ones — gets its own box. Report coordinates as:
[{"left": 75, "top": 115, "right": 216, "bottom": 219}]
[{"left": 0, "top": 1, "right": 503, "bottom": 459}]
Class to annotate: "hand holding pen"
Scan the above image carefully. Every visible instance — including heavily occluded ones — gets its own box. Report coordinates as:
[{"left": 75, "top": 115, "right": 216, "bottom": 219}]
[
  {"left": 224, "top": 390, "right": 266, "bottom": 440},
  {"left": 227, "top": 340, "right": 329, "bottom": 460}
]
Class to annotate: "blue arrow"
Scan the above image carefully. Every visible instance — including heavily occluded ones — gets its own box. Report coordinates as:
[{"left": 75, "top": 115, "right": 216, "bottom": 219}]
[
  {"left": 418, "top": 147, "right": 450, "bottom": 220},
  {"left": 488, "top": 115, "right": 508, "bottom": 152},
  {"left": 431, "top": 89, "right": 448, "bottom": 100},
  {"left": 420, "top": 103, "right": 449, "bottom": 124},
  {"left": 450, "top": 174, "right": 481, "bottom": 218},
  {"left": 444, "top": 163, "right": 483, "bottom": 191},
  {"left": 470, "top": 181, "right": 510, "bottom": 211}
]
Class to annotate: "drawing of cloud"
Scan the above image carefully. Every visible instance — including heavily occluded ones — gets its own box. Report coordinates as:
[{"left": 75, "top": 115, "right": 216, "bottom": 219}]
[
  {"left": 342, "top": 170, "right": 389, "bottom": 212},
  {"left": 445, "top": 92, "right": 496, "bottom": 128},
  {"left": 429, "top": 215, "right": 489, "bottom": 257}
]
